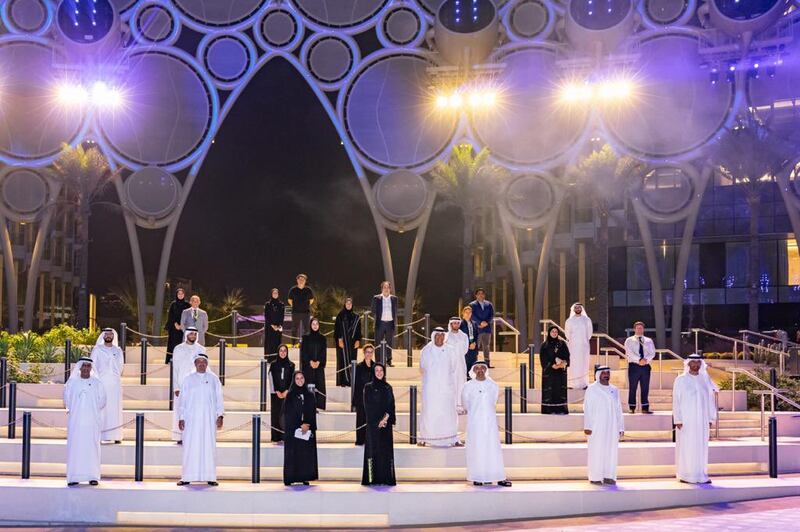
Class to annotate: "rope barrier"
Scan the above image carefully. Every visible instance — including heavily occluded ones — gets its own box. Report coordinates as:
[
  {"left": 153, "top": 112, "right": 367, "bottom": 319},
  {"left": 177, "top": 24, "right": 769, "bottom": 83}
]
[
  {"left": 208, "top": 313, "right": 233, "bottom": 324},
  {"left": 125, "top": 326, "right": 169, "bottom": 339},
  {"left": 238, "top": 315, "right": 265, "bottom": 324},
  {"left": 0, "top": 416, "right": 23, "bottom": 429},
  {"left": 392, "top": 428, "right": 464, "bottom": 442},
  {"left": 206, "top": 328, "right": 266, "bottom": 341}
]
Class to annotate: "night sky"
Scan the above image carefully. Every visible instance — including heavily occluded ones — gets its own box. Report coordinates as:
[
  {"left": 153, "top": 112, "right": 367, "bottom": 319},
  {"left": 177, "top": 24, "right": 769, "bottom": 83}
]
[{"left": 89, "top": 47, "right": 463, "bottom": 321}]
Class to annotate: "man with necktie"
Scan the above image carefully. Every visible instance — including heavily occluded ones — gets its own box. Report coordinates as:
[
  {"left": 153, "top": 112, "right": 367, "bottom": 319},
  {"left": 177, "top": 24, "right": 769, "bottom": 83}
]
[{"left": 623, "top": 321, "right": 655, "bottom": 414}]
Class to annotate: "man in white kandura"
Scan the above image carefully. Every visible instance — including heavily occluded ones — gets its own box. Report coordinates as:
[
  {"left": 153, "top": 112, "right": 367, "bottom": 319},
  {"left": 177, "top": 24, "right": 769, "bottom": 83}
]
[
  {"left": 583, "top": 365, "right": 625, "bottom": 485},
  {"left": 462, "top": 360, "right": 512, "bottom": 487},
  {"left": 446, "top": 316, "right": 469, "bottom": 414},
  {"left": 171, "top": 327, "right": 205, "bottom": 444},
  {"left": 673, "top": 353, "right": 718, "bottom": 484},
  {"left": 565, "top": 303, "right": 593, "bottom": 390},
  {"left": 64, "top": 357, "right": 107, "bottom": 486},
  {"left": 91, "top": 328, "right": 124, "bottom": 444},
  {"left": 419, "top": 327, "right": 461, "bottom": 447},
  {"left": 177, "top": 353, "right": 224, "bottom": 486}
]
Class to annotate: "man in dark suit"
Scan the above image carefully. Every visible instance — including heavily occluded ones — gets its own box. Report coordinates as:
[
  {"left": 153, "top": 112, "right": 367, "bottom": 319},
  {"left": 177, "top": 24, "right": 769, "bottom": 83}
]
[
  {"left": 371, "top": 281, "right": 397, "bottom": 366},
  {"left": 469, "top": 288, "right": 495, "bottom": 368}
]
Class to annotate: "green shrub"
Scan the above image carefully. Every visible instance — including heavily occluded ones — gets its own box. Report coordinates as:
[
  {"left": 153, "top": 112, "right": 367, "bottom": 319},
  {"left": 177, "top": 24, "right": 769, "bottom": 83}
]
[{"left": 718, "top": 369, "right": 800, "bottom": 411}]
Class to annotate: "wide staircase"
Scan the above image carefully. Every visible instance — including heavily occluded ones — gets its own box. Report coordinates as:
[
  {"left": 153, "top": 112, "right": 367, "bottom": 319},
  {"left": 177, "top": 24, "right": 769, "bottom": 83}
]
[{"left": 0, "top": 344, "right": 796, "bottom": 482}]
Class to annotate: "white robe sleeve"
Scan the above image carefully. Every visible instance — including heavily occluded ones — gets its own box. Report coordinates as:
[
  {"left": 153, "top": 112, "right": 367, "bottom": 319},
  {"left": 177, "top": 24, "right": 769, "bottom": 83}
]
[
  {"left": 63, "top": 381, "right": 73, "bottom": 411},
  {"left": 583, "top": 388, "right": 594, "bottom": 431},
  {"left": 214, "top": 374, "right": 225, "bottom": 418},
  {"left": 96, "top": 379, "right": 107, "bottom": 410},
  {"left": 615, "top": 390, "right": 624, "bottom": 432},
  {"left": 178, "top": 375, "right": 191, "bottom": 421},
  {"left": 672, "top": 376, "right": 683, "bottom": 425},
  {"left": 114, "top": 348, "right": 124, "bottom": 376}
]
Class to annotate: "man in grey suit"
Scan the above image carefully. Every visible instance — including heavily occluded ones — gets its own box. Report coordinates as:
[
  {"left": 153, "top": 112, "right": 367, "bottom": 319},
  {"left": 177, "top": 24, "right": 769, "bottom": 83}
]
[{"left": 180, "top": 295, "right": 209, "bottom": 346}]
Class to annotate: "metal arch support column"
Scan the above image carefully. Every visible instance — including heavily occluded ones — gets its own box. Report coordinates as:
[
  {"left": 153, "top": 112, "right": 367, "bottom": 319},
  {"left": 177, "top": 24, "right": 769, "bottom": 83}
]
[
  {"left": 632, "top": 200, "right": 667, "bottom": 348},
  {"left": 670, "top": 166, "right": 710, "bottom": 355},
  {"left": 532, "top": 215, "right": 559, "bottom": 355},
  {"left": 776, "top": 167, "right": 800, "bottom": 262},
  {"left": 0, "top": 216, "right": 18, "bottom": 333},
  {"left": 22, "top": 191, "right": 60, "bottom": 331},
  {"left": 404, "top": 192, "right": 437, "bottom": 326},
  {"left": 498, "top": 208, "right": 528, "bottom": 348},
  {"left": 111, "top": 175, "right": 149, "bottom": 335}
]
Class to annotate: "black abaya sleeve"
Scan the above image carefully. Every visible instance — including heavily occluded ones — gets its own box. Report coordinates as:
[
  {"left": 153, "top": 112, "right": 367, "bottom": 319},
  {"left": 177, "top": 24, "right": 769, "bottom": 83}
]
[
  {"left": 317, "top": 338, "right": 327, "bottom": 368},
  {"left": 302, "top": 393, "right": 317, "bottom": 431},
  {"left": 386, "top": 385, "right": 396, "bottom": 426}
]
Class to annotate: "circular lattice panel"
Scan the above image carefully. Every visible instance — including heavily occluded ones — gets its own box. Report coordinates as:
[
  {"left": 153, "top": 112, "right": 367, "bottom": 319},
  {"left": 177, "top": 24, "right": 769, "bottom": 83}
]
[
  {"left": 342, "top": 53, "right": 458, "bottom": 171},
  {"left": 374, "top": 169, "right": 429, "bottom": 223},
  {"left": 97, "top": 49, "right": 216, "bottom": 169},
  {"left": 1, "top": 0, "right": 52, "bottom": 34},
  {"left": 124, "top": 166, "right": 180, "bottom": 221}
]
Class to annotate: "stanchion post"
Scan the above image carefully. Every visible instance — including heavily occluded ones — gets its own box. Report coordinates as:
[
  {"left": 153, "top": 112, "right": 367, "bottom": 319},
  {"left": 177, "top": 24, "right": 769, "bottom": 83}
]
[
  {"left": 140, "top": 338, "right": 148, "bottom": 386},
  {"left": 519, "top": 363, "right": 527, "bottom": 413},
  {"left": 504, "top": 386, "right": 513, "bottom": 444},
  {"left": 64, "top": 339, "right": 72, "bottom": 381},
  {"left": 406, "top": 326, "right": 413, "bottom": 367},
  {"left": 7, "top": 382, "right": 16, "bottom": 439},
  {"left": 528, "top": 344, "right": 535, "bottom": 389},
  {"left": 120, "top": 322, "right": 127, "bottom": 357},
  {"left": 770, "top": 367, "right": 777, "bottom": 388},
  {"left": 424, "top": 314, "right": 431, "bottom": 338},
  {"left": 350, "top": 360, "right": 357, "bottom": 412},
  {"left": 232, "top": 311, "right": 238, "bottom": 346},
  {"left": 361, "top": 311, "right": 369, "bottom": 344},
  {"left": 134, "top": 413, "right": 144, "bottom": 481},
  {"left": 409, "top": 385, "right": 417, "bottom": 444},
  {"left": 769, "top": 416, "right": 778, "bottom": 478},
  {"left": 0, "top": 356, "right": 6, "bottom": 409},
  {"left": 260, "top": 359, "right": 268, "bottom": 412},
  {"left": 219, "top": 339, "right": 226, "bottom": 385},
  {"left": 252, "top": 414, "right": 261, "bottom": 483},
  {"left": 168, "top": 360, "right": 174, "bottom": 412},
  {"left": 21, "top": 411, "right": 31, "bottom": 479},
  {"left": 672, "top": 416, "right": 676, "bottom": 443},
  {"left": 379, "top": 340, "right": 387, "bottom": 365}
]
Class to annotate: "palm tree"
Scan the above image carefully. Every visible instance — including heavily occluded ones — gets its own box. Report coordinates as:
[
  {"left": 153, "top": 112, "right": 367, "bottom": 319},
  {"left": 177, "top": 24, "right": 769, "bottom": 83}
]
[
  {"left": 430, "top": 144, "right": 508, "bottom": 299},
  {"left": 572, "top": 144, "right": 643, "bottom": 334},
  {"left": 220, "top": 287, "right": 246, "bottom": 316},
  {"left": 711, "top": 111, "right": 800, "bottom": 332},
  {"left": 50, "top": 143, "right": 121, "bottom": 328}
]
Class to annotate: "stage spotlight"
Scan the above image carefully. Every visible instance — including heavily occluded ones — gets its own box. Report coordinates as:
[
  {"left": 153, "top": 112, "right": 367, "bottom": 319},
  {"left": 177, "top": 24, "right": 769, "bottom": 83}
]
[
  {"left": 448, "top": 93, "right": 463, "bottom": 108},
  {"left": 726, "top": 63, "right": 736, "bottom": 83},
  {"left": 767, "top": 64, "right": 776, "bottom": 78},
  {"left": 56, "top": 82, "right": 89, "bottom": 106},
  {"left": 435, "top": 93, "right": 450, "bottom": 108},
  {"left": 597, "top": 79, "right": 633, "bottom": 100},
  {"left": 710, "top": 68, "right": 719, "bottom": 85},
  {"left": 91, "top": 81, "right": 122, "bottom": 107}
]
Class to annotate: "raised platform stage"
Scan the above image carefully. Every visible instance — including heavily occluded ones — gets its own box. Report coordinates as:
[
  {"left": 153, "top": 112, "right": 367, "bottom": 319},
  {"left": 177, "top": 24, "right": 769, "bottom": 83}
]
[
  {"left": 0, "top": 476, "right": 799, "bottom": 527},
  {"left": 1, "top": 347, "right": 798, "bottom": 526}
]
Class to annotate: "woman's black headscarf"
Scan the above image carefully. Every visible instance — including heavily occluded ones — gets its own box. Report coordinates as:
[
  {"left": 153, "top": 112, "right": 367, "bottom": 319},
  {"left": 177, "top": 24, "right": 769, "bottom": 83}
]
[
  {"left": 545, "top": 325, "right": 563, "bottom": 347},
  {"left": 371, "top": 362, "right": 388, "bottom": 388},
  {"left": 273, "top": 344, "right": 293, "bottom": 369}
]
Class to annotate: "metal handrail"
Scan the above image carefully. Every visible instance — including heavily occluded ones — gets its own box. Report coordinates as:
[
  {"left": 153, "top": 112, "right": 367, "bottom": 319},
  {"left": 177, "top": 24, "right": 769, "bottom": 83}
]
[
  {"left": 492, "top": 317, "right": 520, "bottom": 354},
  {"left": 740, "top": 329, "right": 800, "bottom": 349},
  {"left": 727, "top": 367, "right": 800, "bottom": 441},
  {"left": 691, "top": 328, "right": 788, "bottom": 374}
]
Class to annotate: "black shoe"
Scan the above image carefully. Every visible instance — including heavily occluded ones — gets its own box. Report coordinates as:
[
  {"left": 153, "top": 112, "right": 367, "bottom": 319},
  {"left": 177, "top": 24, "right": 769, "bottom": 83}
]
[
  {"left": 487, "top": 364, "right": 495, "bottom": 369},
  {"left": 177, "top": 440, "right": 182, "bottom": 445},
  {"left": 629, "top": 408, "right": 636, "bottom": 414},
  {"left": 207, "top": 481, "right": 218, "bottom": 486},
  {"left": 387, "top": 362, "right": 394, "bottom": 367},
  {"left": 473, "top": 481, "right": 484, "bottom": 486},
  {"left": 603, "top": 478, "right": 616, "bottom": 485},
  {"left": 498, "top": 480, "right": 512, "bottom": 487},
  {"left": 642, "top": 409, "right": 653, "bottom": 415},
  {"left": 590, "top": 480, "right": 603, "bottom": 485},
  {"left": 679, "top": 479, "right": 690, "bottom": 484},
  {"left": 302, "top": 481, "right": 310, "bottom": 486},
  {"left": 67, "top": 482, "right": 79, "bottom": 486},
  {"left": 702, "top": 480, "right": 712, "bottom": 484},
  {"left": 114, "top": 440, "right": 121, "bottom": 444},
  {"left": 89, "top": 480, "right": 99, "bottom": 486},
  {"left": 177, "top": 481, "right": 190, "bottom": 486}
]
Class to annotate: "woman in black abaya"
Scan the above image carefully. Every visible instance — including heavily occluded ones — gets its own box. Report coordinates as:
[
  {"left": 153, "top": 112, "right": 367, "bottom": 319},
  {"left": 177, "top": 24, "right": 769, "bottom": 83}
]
[
  {"left": 269, "top": 344, "right": 294, "bottom": 442},
  {"left": 352, "top": 344, "right": 376, "bottom": 445},
  {"left": 300, "top": 317, "right": 327, "bottom": 410},
  {"left": 334, "top": 297, "right": 361, "bottom": 386},
  {"left": 281, "top": 371, "right": 318, "bottom": 485},
  {"left": 264, "top": 288, "right": 285, "bottom": 361},
  {"left": 540, "top": 325, "right": 570, "bottom": 415},
  {"left": 361, "top": 362, "right": 396, "bottom": 486}
]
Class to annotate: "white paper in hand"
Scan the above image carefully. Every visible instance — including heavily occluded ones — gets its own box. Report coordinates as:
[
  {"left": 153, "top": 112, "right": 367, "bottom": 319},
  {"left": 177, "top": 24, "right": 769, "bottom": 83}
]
[{"left": 294, "top": 428, "right": 312, "bottom": 441}]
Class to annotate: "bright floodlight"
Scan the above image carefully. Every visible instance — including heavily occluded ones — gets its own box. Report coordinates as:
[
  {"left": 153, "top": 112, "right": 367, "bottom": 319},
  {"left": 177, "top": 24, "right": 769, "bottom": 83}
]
[
  {"left": 56, "top": 83, "right": 89, "bottom": 106},
  {"left": 92, "top": 81, "right": 122, "bottom": 107},
  {"left": 597, "top": 78, "right": 634, "bottom": 100},
  {"left": 448, "top": 93, "right": 463, "bottom": 108},
  {"left": 560, "top": 82, "right": 593, "bottom": 103},
  {"left": 435, "top": 93, "right": 450, "bottom": 108}
]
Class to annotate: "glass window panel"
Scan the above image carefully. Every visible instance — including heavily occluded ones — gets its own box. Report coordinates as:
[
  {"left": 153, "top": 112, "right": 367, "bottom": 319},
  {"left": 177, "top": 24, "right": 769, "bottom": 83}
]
[
  {"left": 725, "top": 242, "right": 748, "bottom": 287},
  {"left": 779, "top": 286, "right": 800, "bottom": 303},
  {"left": 701, "top": 288, "right": 726, "bottom": 304},
  {"left": 726, "top": 287, "right": 748, "bottom": 304},
  {"left": 627, "top": 247, "right": 650, "bottom": 290},
  {"left": 779, "top": 239, "right": 800, "bottom": 287},
  {"left": 612, "top": 291, "right": 627, "bottom": 307},
  {"left": 759, "top": 286, "right": 777, "bottom": 304},
  {"left": 627, "top": 290, "right": 652, "bottom": 306}
]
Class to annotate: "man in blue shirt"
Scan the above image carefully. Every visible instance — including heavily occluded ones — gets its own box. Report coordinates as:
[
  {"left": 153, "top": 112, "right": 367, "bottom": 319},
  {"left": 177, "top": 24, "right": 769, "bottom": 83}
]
[{"left": 469, "top": 288, "right": 494, "bottom": 368}]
